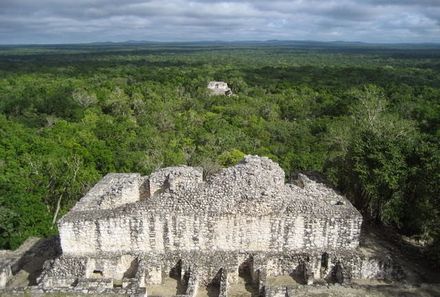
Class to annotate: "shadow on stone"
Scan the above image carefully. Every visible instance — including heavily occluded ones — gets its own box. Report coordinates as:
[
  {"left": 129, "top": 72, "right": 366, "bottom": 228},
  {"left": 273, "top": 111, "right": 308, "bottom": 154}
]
[
  {"left": 7, "top": 237, "right": 61, "bottom": 287},
  {"left": 207, "top": 269, "right": 222, "bottom": 297},
  {"left": 169, "top": 259, "right": 187, "bottom": 295},
  {"left": 239, "top": 258, "right": 259, "bottom": 297},
  {"left": 123, "top": 258, "right": 138, "bottom": 279}
]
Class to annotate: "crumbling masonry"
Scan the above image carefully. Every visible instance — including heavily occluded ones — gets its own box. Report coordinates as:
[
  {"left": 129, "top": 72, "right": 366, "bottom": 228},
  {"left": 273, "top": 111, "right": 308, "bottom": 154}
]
[{"left": 32, "top": 156, "right": 403, "bottom": 296}]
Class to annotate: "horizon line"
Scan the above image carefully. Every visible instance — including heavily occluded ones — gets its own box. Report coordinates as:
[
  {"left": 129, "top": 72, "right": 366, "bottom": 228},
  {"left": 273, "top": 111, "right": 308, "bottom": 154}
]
[{"left": 1, "top": 39, "right": 440, "bottom": 47}]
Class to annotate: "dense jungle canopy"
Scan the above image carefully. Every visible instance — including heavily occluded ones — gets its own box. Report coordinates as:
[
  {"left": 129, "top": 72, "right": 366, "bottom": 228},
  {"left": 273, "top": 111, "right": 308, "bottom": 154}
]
[{"left": 0, "top": 42, "right": 439, "bottom": 265}]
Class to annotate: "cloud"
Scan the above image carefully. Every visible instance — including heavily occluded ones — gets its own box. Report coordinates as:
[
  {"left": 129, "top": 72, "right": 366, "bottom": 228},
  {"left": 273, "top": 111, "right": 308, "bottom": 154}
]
[{"left": 0, "top": 0, "right": 439, "bottom": 44}]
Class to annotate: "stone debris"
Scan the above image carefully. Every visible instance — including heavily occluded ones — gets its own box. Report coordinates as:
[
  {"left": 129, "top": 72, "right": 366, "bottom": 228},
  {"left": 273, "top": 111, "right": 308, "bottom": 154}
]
[{"left": 0, "top": 155, "right": 405, "bottom": 296}]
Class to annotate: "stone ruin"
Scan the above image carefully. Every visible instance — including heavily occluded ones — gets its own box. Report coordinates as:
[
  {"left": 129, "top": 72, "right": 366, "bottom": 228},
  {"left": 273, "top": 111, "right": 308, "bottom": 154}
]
[
  {"left": 1, "top": 156, "right": 405, "bottom": 297},
  {"left": 207, "top": 81, "right": 233, "bottom": 96}
]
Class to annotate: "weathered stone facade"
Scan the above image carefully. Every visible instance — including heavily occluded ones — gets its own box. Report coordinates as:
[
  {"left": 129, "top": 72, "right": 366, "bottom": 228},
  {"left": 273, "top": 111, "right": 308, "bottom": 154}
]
[{"left": 2, "top": 156, "right": 405, "bottom": 296}]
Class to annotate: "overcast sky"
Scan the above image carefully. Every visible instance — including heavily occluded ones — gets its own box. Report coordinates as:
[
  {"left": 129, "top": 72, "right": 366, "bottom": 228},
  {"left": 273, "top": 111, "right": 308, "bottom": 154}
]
[{"left": 1, "top": 0, "right": 439, "bottom": 44}]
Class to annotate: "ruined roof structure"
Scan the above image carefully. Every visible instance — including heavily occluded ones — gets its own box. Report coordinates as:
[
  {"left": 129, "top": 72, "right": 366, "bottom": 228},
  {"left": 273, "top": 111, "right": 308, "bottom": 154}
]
[
  {"left": 58, "top": 156, "right": 361, "bottom": 255},
  {"left": 33, "top": 156, "right": 404, "bottom": 297},
  {"left": 207, "top": 81, "right": 232, "bottom": 96}
]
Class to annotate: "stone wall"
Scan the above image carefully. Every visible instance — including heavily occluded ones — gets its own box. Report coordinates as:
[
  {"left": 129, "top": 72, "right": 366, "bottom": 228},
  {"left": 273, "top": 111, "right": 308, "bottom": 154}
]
[
  {"left": 71, "top": 174, "right": 141, "bottom": 211},
  {"left": 2, "top": 285, "right": 146, "bottom": 297},
  {"left": 59, "top": 156, "right": 363, "bottom": 258},
  {"left": 59, "top": 212, "right": 362, "bottom": 256},
  {"left": 147, "top": 166, "right": 203, "bottom": 197},
  {"left": 38, "top": 156, "right": 380, "bottom": 296},
  {"left": 253, "top": 251, "right": 405, "bottom": 285},
  {"left": 9, "top": 248, "right": 403, "bottom": 297},
  {"left": 38, "top": 249, "right": 404, "bottom": 294}
]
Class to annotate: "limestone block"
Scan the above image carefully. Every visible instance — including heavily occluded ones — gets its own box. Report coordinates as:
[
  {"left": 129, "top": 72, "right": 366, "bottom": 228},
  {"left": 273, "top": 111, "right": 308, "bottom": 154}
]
[
  {"left": 148, "top": 166, "right": 203, "bottom": 197},
  {"left": 65, "top": 173, "right": 141, "bottom": 212},
  {"left": 146, "top": 266, "right": 162, "bottom": 285},
  {"left": 59, "top": 221, "right": 97, "bottom": 255}
]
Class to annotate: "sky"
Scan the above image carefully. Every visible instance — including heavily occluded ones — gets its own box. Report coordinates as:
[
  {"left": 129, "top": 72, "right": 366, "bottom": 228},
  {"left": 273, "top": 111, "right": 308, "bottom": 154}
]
[{"left": 0, "top": 0, "right": 440, "bottom": 44}]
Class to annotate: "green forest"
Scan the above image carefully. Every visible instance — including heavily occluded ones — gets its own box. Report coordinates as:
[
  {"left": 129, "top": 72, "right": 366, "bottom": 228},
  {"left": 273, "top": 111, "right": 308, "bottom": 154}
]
[{"left": 0, "top": 42, "right": 439, "bottom": 264}]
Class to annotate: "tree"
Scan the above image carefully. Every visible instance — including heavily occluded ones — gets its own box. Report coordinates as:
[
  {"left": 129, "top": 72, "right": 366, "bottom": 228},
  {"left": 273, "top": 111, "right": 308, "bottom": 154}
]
[
  {"left": 217, "top": 149, "right": 246, "bottom": 167},
  {"left": 325, "top": 85, "right": 417, "bottom": 223},
  {"left": 72, "top": 88, "right": 97, "bottom": 108}
]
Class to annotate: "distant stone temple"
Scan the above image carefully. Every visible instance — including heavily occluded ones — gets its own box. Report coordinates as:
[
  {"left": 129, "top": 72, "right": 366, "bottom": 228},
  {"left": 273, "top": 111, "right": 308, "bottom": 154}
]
[
  {"left": 31, "top": 156, "right": 402, "bottom": 297},
  {"left": 207, "top": 81, "right": 232, "bottom": 96}
]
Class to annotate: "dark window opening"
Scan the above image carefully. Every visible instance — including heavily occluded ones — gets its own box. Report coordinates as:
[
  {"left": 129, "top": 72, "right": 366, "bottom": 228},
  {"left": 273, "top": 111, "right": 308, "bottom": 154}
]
[
  {"left": 239, "top": 258, "right": 258, "bottom": 296},
  {"left": 321, "top": 253, "right": 329, "bottom": 270},
  {"left": 207, "top": 269, "right": 222, "bottom": 297},
  {"left": 92, "top": 270, "right": 103, "bottom": 277},
  {"left": 170, "top": 260, "right": 187, "bottom": 295}
]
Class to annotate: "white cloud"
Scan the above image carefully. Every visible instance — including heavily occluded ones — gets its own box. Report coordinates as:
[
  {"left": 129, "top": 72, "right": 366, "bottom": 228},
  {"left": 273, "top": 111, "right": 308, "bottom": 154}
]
[{"left": 0, "top": 0, "right": 439, "bottom": 44}]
